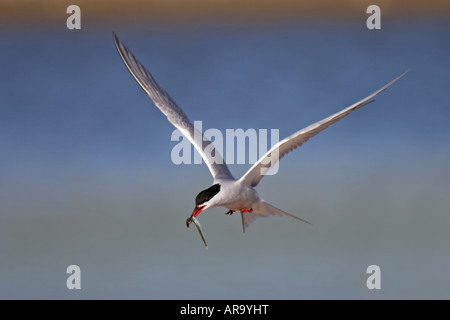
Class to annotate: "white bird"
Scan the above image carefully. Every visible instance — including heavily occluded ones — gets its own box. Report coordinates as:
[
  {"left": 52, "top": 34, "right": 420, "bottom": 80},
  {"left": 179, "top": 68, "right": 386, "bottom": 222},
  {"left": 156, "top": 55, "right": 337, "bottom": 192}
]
[{"left": 113, "top": 33, "right": 406, "bottom": 233}]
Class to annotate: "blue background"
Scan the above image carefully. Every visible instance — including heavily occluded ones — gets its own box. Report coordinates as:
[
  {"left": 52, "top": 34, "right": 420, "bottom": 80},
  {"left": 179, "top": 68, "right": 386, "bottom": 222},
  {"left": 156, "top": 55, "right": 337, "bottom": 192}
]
[{"left": 1, "top": 17, "right": 449, "bottom": 298}]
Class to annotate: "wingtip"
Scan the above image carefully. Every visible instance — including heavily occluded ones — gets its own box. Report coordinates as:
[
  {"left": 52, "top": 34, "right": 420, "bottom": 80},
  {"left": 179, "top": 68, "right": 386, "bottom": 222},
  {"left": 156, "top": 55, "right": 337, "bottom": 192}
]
[
  {"left": 358, "top": 99, "right": 376, "bottom": 109},
  {"left": 391, "top": 70, "right": 409, "bottom": 84},
  {"left": 112, "top": 31, "right": 120, "bottom": 45}
]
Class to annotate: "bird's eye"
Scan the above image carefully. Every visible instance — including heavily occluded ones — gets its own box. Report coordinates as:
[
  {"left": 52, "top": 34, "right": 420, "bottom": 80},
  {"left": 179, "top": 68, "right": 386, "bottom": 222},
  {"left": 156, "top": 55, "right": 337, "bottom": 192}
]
[{"left": 195, "top": 184, "right": 221, "bottom": 206}]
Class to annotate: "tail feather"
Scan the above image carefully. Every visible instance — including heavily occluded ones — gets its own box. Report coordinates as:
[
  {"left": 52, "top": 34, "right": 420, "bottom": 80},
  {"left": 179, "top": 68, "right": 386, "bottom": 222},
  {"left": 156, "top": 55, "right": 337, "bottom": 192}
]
[{"left": 241, "top": 201, "right": 311, "bottom": 232}]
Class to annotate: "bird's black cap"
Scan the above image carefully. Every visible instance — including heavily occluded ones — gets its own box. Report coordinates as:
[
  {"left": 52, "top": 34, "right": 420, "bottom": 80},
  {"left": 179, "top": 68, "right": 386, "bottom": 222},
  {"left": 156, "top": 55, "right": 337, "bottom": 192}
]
[{"left": 195, "top": 184, "right": 221, "bottom": 206}]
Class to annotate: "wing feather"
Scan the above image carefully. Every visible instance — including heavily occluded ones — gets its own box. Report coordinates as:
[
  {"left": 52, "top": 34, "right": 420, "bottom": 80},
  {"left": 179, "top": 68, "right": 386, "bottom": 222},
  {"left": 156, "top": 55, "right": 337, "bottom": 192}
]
[
  {"left": 113, "top": 33, "right": 234, "bottom": 180},
  {"left": 240, "top": 71, "right": 407, "bottom": 187}
]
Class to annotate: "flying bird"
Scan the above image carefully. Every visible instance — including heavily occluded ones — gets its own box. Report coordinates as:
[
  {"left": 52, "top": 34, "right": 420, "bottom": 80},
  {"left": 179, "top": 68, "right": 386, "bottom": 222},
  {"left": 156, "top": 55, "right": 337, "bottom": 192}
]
[{"left": 113, "top": 33, "right": 405, "bottom": 235}]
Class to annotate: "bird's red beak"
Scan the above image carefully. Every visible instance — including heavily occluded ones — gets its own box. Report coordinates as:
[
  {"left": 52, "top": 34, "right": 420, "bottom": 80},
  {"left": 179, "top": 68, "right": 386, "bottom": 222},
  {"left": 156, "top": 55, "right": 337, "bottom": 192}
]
[{"left": 191, "top": 205, "right": 206, "bottom": 218}]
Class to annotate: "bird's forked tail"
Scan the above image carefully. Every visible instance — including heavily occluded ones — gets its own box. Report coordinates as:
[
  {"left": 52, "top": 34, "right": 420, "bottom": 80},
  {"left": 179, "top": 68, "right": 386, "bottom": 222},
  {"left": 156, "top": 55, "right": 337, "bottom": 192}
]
[{"left": 241, "top": 200, "right": 311, "bottom": 232}]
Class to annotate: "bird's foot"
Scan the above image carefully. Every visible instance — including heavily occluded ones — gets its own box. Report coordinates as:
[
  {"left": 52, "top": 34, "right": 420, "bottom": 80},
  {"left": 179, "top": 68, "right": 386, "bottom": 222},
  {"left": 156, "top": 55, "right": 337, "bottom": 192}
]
[
  {"left": 240, "top": 208, "right": 253, "bottom": 213},
  {"left": 225, "top": 210, "right": 235, "bottom": 215}
]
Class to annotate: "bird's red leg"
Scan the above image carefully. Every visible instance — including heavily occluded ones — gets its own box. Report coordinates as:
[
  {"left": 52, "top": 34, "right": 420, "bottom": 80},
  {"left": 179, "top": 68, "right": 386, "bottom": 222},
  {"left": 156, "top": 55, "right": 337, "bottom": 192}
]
[
  {"left": 240, "top": 208, "right": 253, "bottom": 213},
  {"left": 225, "top": 210, "right": 235, "bottom": 215}
]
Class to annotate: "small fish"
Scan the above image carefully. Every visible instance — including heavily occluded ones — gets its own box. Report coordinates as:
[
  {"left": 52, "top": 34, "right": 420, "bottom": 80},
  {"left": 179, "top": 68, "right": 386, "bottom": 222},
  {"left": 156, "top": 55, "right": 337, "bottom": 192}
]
[{"left": 186, "top": 216, "right": 208, "bottom": 249}]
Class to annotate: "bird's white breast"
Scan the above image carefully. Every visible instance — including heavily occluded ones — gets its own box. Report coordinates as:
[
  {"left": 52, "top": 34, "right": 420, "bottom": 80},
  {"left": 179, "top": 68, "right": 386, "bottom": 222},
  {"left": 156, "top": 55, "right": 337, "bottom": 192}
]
[{"left": 215, "top": 179, "right": 260, "bottom": 211}]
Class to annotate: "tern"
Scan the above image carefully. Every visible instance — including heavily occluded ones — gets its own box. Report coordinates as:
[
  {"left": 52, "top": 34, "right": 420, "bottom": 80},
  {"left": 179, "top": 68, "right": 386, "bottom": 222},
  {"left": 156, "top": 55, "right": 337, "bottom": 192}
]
[{"left": 113, "top": 33, "right": 405, "bottom": 234}]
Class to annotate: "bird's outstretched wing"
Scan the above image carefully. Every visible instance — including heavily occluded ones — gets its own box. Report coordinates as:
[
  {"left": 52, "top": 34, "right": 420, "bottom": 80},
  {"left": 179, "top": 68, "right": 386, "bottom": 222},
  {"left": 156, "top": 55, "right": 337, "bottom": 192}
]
[
  {"left": 239, "top": 71, "right": 407, "bottom": 188},
  {"left": 113, "top": 33, "right": 234, "bottom": 181}
]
